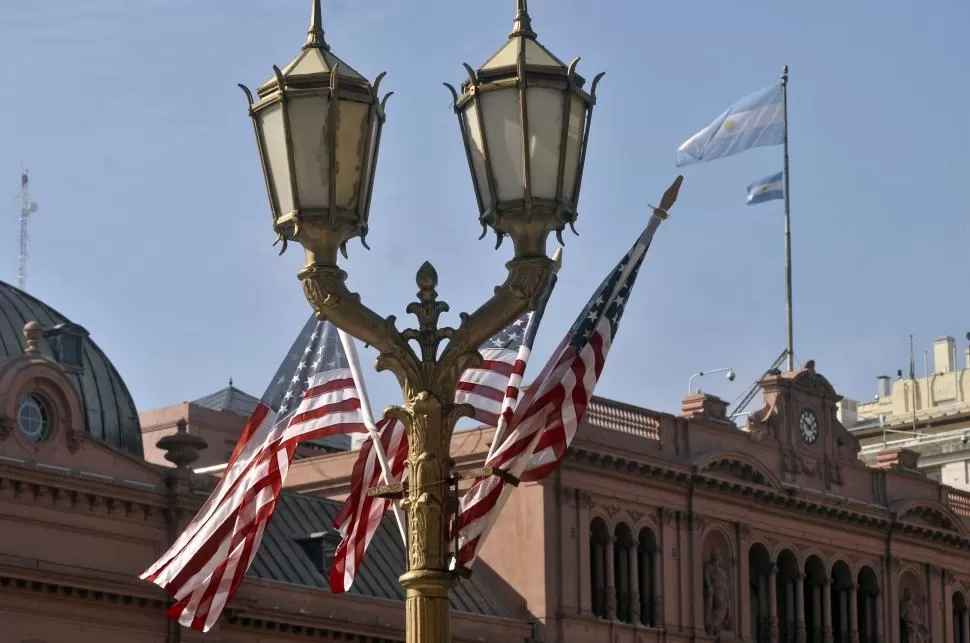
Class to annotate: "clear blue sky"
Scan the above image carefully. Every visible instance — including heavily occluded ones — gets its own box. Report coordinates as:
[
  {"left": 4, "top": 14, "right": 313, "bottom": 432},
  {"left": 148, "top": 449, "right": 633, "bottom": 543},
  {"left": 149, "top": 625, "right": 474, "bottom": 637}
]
[{"left": 2, "top": 0, "right": 968, "bottom": 420}]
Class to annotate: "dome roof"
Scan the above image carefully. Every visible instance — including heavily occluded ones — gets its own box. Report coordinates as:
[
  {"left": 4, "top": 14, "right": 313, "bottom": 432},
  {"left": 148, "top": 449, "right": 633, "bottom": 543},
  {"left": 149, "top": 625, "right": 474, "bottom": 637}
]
[{"left": 0, "top": 280, "right": 143, "bottom": 457}]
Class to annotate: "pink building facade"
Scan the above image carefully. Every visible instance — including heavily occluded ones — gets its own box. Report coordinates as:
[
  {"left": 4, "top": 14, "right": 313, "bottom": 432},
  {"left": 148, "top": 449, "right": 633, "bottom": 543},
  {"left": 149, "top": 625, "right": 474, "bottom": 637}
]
[{"left": 3, "top": 280, "right": 970, "bottom": 643}]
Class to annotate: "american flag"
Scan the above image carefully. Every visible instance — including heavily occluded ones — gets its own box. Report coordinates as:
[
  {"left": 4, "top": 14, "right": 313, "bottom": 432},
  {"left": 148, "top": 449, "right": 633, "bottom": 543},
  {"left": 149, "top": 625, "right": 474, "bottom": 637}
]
[
  {"left": 455, "top": 204, "right": 671, "bottom": 566},
  {"left": 329, "top": 415, "right": 408, "bottom": 593},
  {"left": 140, "top": 316, "right": 368, "bottom": 632},
  {"left": 330, "top": 274, "right": 558, "bottom": 593}
]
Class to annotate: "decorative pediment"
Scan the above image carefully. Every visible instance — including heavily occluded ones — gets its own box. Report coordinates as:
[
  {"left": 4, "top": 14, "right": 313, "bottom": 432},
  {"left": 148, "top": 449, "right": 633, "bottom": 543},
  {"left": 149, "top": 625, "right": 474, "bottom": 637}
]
[
  {"left": 790, "top": 361, "right": 840, "bottom": 400},
  {"left": 892, "top": 500, "right": 968, "bottom": 535},
  {"left": 693, "top": 451, "right": 782, "bottom": 491}
]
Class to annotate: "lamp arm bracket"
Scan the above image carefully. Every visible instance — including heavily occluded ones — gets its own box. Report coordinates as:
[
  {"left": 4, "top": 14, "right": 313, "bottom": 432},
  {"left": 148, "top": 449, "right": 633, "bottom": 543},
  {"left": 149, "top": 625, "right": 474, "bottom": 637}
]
[
  {"left": 436, "top": 255, "right": 554, "bottom": 394},
  {"left": 299, "top": 262, "right": 421, "bottom": 386}
]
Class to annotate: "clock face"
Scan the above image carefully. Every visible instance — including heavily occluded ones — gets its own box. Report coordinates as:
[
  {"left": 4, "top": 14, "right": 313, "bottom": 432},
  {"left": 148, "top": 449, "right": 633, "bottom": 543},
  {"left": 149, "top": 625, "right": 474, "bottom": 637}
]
[{"left": 799, "top": 409, "right": 820, "bottom": 445}]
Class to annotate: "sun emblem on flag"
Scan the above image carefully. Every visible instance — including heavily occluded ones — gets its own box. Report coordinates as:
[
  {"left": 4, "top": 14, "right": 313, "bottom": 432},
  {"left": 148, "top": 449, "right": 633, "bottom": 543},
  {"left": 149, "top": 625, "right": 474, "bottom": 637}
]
[{"left": 723, "top": 119, "right": 736, "bottom": 131}]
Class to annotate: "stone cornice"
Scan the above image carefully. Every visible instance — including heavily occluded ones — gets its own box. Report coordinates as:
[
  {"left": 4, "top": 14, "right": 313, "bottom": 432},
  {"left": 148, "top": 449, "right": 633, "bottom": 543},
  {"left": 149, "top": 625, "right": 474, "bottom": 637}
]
[
  {"left": 0, "top": 458, "right": 199, "bottom": 522},
  {"left": 568, "top": 444, "right": 970, "bottom": 549}
]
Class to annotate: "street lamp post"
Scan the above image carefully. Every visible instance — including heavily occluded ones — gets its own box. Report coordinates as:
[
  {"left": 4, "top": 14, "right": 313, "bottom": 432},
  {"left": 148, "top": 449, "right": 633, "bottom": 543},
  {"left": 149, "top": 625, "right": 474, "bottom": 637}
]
[
  {"left": 688, "top": 367, "right": 736, "bottom": 396},
  {"left": 241, "top": 1, "right": 603, "bottom": 641}
]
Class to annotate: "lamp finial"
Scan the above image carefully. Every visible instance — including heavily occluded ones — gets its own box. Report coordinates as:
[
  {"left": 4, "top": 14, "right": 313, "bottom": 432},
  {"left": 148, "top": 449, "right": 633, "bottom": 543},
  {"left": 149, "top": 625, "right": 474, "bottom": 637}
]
[
  {"left": 510, "top": 0, "right": 537, "bottom": 39},
  {"left": 305, "top": 0, "right": 330, "bottom": 50}
]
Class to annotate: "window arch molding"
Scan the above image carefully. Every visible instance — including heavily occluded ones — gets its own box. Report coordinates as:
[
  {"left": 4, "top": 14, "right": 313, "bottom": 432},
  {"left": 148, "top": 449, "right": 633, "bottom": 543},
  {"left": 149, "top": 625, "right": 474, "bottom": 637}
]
[{"left": 0, "top": 358, "right": 84, "bottom": 452}]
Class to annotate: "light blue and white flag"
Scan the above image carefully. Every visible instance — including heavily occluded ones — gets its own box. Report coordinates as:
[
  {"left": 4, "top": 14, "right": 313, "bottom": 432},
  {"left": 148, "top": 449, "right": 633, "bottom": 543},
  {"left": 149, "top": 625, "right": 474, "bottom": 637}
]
[
  {"left": 746, "top": 171, "right": 784, "bottom": 205},
  {"left": 676, "top": 84, "right": 785, "bottom": 167}
]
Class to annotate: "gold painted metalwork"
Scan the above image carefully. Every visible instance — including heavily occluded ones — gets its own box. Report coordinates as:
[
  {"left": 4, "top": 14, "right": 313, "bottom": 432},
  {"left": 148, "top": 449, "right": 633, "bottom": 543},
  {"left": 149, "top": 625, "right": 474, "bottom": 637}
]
[
  {"left": 239, "top": 0, "right": 391, "bottom": 260},
  {"left": 243, "top": 2, "right": 594, "bottom": 642}
]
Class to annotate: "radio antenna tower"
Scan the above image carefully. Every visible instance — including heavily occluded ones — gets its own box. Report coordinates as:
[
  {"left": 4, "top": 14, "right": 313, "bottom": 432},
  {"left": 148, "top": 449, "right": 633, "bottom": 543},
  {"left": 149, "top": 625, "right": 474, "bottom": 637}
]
[{"left": 17, "top": 167, "right": 39, "bottom": 291}]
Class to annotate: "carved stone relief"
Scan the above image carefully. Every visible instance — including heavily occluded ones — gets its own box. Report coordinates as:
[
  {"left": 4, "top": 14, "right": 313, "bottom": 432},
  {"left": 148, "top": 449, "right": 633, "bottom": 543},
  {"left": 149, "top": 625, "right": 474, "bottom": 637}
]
[
  {"left": 660, "top": 508, "right": 675, "bottom": 526},
  {"left": 738, "top": 523, "right": 752, "bottom": 541},
  {"left": 690, "top": 513, "right": 708, "bottom": 533}
]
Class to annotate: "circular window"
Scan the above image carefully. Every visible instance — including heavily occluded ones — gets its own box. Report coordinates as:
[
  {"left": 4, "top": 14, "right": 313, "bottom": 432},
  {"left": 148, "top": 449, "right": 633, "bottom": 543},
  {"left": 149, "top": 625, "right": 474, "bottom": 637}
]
[{"left": 17, "top": 394, "right": 51, "bottom": 443}]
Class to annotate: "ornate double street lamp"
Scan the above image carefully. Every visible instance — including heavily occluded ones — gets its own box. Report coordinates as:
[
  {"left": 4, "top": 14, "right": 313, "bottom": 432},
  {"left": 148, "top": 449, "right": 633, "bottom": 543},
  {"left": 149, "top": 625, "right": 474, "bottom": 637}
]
[{"left": 241, "top": 1, "right": 602, "bottom": 640}]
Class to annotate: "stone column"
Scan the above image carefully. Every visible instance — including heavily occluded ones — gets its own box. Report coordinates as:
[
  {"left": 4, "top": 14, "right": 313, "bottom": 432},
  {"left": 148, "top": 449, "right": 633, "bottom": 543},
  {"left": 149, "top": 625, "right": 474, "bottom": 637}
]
[
  {"left": 795, "top": 573, "right": 806, "bottom": 643},
  {"left": 962, "top": 609, "right": 969, "bottom": 643},
  {"left": 630, "top": 539, "right": 640, "bottom": 623},
  {"left": 786, "top": 575, "right": 795, "bottom": 637},
  {"left": 653, "top": 548, "right": 663, "bottom": 626},
  {"left": 616, "top": 546, "right": 629, "bottom": 621},
  {"left": 848, "top": 583, "right": 858, "bottom": 643},
  {"left": 839, "top": 585, "right": 848, "bottom": 639},
  {"left": 593, "top": 539, "right": 605, "bottom": 616},
  {"left": 578, "top": 492, "right": 593, "bottom": 616},
  {"left": 813, "top": 582, "right": 822, "bottom": 640},
  {"left": 875, "top": 589, "right": 884, "bottom": 643},
  {"left": 822, "top": 577, "right": 833, "bottom": 643},
  {"left": 738, "top": 527, "right": 751, "bottom": 640},
  {"left": 768, "top": 564, "right": 779, "bottom": 643},
  {"left": 605, "top": 537, "right": 616, "bottom": 619}
]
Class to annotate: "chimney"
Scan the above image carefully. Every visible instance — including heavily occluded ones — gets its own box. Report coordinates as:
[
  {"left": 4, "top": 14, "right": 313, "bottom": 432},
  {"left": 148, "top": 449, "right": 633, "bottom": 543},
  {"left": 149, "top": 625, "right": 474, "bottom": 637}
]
[
  {"left": 964, "top": 343, "right": 970, "bottom": 371},
  {"left": 873, "top": 447, "right": 921, "bottom": 473},
  {"left": 876, "top": 375, "right": 891, "bottom": 398},
  {"left": 934, "top": 336, "right": 956, "bottom": 374},
  {"left": 680, "top": 392, "right": 729, "bottom": 421}
]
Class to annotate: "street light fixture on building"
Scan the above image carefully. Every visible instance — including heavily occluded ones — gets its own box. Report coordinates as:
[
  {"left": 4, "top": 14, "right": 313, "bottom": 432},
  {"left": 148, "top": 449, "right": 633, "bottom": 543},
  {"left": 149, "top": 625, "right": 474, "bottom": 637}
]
[{"left": 241, "top": 2, "right": 603, "bottom": 642}]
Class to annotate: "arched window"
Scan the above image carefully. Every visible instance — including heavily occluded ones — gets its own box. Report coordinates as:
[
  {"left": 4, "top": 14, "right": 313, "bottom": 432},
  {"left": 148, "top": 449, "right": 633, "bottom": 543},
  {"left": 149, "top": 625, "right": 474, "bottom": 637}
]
[
  {"left": 638, "top": 527, "right": 659, "bottom": 627},
  {"left": 748, "top": 544, "right": 772, "bottom": 643},
  {"left": 589, "top": 518, "right": 610, "bottom": 619},
  {"left": 954, "top": 592, "right": 968, "bottom": 643},
  {"left": 830, "top": 561, "right": 853, "bottom": 643},
  {"left": 614, "top": 523, "right": 635, "bottom": 623},
  {"left": 857, "top": 566, "right": 879, "bottom": 643}
]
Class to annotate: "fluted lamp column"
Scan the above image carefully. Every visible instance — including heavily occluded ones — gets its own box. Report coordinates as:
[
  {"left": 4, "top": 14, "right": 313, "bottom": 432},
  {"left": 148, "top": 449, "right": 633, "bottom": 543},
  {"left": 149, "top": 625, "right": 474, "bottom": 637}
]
[{"left": 241, "top": 1, "right": 602, "bottom": 642}]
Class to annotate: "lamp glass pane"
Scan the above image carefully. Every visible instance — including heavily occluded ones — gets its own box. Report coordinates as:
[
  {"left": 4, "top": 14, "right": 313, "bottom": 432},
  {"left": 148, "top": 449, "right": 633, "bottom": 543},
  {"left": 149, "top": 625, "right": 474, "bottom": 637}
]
[
  {"left": 334, "top": 100, "right": 370, "bottom": 211},
  {"left": 480, "top": 89, "right": 524, "bottom": 202},
  {"left": 461, "top": 103, "right": 491, "bottom": 208},
  {"left": 526, "top": 87, "right": 566, "bottom": 200},
  {"left": 258, "top": 102, "right": 294, "bottom": 214},
  {"left": 288, "top": 94, "right": 332, "bottom": 211},
  {"left": 561, "top": 95, "right": 588, "bottom": 207}
]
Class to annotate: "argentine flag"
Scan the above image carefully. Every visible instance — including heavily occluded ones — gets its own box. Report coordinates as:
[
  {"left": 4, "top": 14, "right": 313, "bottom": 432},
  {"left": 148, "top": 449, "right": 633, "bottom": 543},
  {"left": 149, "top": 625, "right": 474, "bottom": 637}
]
[
  {"left": 676, "top": 84, "right": 785, "bottom": 167},
  {"left": 746, "top": 171, "right": 784, "bottom": 205}
]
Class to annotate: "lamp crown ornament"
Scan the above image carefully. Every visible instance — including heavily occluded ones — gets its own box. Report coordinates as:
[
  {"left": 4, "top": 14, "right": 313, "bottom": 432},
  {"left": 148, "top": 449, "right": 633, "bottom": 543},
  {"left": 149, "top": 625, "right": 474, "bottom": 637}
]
[
  {"left": 509, "top": 0, "right": 536, "bottom": 39},
  {"left": 240, "top": 0, "right": 391, "bottom": 265},
  {"left": 304, "top": 0, "right": 329, "bottom": 50}
]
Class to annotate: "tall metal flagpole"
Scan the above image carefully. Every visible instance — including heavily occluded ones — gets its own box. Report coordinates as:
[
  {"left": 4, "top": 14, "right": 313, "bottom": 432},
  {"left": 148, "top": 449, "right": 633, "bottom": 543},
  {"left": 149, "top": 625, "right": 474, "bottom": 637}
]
[{"left": 782, "top": 65, "right": 794, "bottom": 371}]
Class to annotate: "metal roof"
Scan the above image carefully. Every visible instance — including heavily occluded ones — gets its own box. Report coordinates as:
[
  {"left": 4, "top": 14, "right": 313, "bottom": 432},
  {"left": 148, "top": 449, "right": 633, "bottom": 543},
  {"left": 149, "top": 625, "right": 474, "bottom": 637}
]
[
  {"left": 191, "top": 384, "right": 260, "bottom": 417},
  {"left": 0, "top": 280, "right": 143, "bottom": 457},
  {"left": 249, "top": 492, "right": 514, "bottom": 617},
  {"left": 191, "top": 382, "right": 351, "bottom": 452}
]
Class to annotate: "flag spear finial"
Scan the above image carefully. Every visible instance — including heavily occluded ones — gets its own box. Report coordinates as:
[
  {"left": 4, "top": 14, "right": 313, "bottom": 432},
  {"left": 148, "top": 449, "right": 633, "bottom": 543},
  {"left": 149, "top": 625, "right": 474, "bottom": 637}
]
[
  {"left": 304, "top": 0, "right": 330, "bottom": 50},
  {"left": 552, "top": 246, "right": 563, "bottom": 274},
  {"left": 510, "top": 0, "right": 537, "bottom": 39},
  {"left": 648, "top": 175, "right": 684, "bottom": 221}
]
